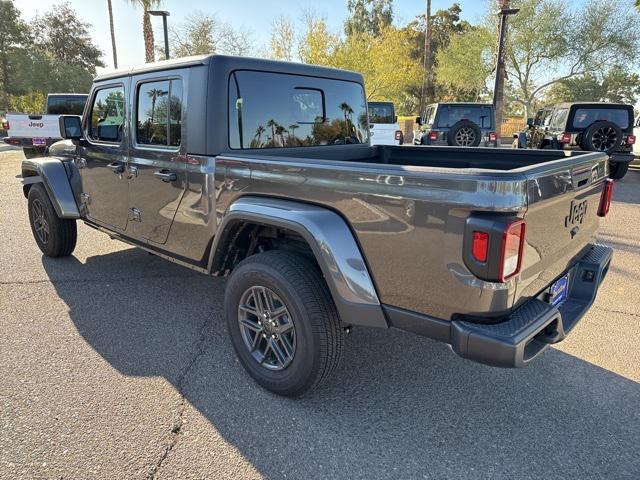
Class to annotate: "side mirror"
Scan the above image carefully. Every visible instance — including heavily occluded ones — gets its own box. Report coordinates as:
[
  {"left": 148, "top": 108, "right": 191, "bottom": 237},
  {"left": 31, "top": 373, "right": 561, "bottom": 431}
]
[
  {"left": 59, "top": 115, "right": 83, "bottom": 140},
  {"left": 415, "top": 116, "right": 423, "bottom": 126},
  {"left": 394, "top": 115, "right": 398, "bottom": 123},
  {"left": 526, "top": 117, "right": 534, "bottom": 127}
]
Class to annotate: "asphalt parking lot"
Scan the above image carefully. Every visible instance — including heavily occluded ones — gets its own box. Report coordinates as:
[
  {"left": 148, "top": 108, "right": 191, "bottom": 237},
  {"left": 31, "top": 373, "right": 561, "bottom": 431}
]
[{"left": 1, "top": 150, "right": 639, "bottom": 479}]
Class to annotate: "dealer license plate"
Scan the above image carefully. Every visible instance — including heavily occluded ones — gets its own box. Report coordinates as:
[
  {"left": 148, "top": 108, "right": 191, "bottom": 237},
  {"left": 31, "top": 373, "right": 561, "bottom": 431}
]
[
  {"left": 548, "top": 275, "right": 569, "bottom": 306},
  {"left": 32, "top": 137, "right": 46, "bottom": 146}
]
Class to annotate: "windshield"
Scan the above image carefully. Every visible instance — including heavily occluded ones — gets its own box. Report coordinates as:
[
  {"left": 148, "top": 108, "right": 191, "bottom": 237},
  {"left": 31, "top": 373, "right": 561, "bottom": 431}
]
[
  {"left": 229, "top": 71, "right": 369, "bottom": 149},
  {"left": 437, "top": 105, "right": 493, "bottom": 129},
  {"left": 572, "top": 107, "right": 630, "bottom": 130},
  {"left": 368, "top": 103, "right": 394, "bottom": 124},
  {"left": 46, "top": 95, "right": 88, "bottom": 115}
]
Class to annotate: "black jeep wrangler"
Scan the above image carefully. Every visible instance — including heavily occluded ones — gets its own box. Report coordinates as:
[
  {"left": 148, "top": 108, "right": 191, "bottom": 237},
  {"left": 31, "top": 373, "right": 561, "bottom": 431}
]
[
  {"left": 515, "top": 102, "right": 635, "bottom": 179},
  {"left": 413, "top": 103, "right": 498, "bottom": 147}
]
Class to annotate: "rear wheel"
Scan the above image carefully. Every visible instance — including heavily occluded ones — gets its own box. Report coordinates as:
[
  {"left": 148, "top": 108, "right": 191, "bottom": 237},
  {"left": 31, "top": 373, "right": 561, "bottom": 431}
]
[
  {"left": 609, "top": 161, "right": 629, "bottom": 180},
  {"left": 27, "top": 184, "right": 77, "bottom": 257},
  {"left": 224, "top": 250, "right": 343, "bottom": 397}
]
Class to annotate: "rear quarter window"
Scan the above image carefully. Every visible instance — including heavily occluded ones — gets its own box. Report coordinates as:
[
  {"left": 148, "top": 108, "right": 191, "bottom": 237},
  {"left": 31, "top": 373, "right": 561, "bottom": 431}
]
[
  {"left": 229, "top": 71, "right": 369, "bottom": 149},
  {"left": 572, "top": 107, "right": 630, "bottom": 130}
]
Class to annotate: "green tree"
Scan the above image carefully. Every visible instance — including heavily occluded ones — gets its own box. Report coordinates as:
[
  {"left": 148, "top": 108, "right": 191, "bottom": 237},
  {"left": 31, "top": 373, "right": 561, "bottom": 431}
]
[
  {"left": 126, "top": 0, "right": 162, "bottom": 63},
  {"left": 297, "top": 12, "right": 338, "bottom": 65},
  {"left": 270, "top": 16, "right": 295, "bottom": 61},
  {"left": 344, "top": 0, "right": 393, "bottom": 37},
  {"left": 505, "top": 0, "right": 640, "bottom": 118},
  {"left": 29, "top": 3, "right": 104, "bottom": 93},
  {"left": 434, "top": 26, "right": 494, "bottom": 101},
  {"left": 546, "top": 66, "right": 640, "bottom": 105},
  {"left": 0, "top": 0, "right": 30, "bottom": 110}
]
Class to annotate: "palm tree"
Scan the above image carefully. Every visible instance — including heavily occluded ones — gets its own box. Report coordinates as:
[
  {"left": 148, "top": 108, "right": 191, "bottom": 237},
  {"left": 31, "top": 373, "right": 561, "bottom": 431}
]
[
  {"left": 339, "top": 102, "right": 354, "bottom": 137},
  {"left": 126, "top": 0, "right": 162, "bottom": 63},
  {"left": 275, "top": 125, "right": 287, "bottom": 146},
  {"left": 288, "top": 124, "right": 299, "bottom": 145},
  {"left": 266, "top": 119, "right": 278, "bottom": 146},
  {"left": 254, "top": 125, "right": 265, "bottom": 145},
  {"left": 107, "top": 0, "right": 118, "bottom": 68}
]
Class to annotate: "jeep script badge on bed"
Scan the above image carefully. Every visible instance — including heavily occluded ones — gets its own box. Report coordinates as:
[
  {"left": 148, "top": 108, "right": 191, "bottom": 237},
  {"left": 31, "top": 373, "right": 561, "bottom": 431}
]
[{"left": 565, "top": 199, "right": 588, "bottom": 227}]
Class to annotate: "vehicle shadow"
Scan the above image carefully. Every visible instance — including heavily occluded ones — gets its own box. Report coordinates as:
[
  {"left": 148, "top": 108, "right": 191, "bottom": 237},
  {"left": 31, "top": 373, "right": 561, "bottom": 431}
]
[{"left": 42, "top": 250, "right": 640, "bottom": 479}]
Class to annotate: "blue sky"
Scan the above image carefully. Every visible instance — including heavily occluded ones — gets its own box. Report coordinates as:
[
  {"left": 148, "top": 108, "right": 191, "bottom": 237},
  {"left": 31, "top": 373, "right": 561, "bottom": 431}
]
[{"left": 16, "top": 0, "right": 492, "bottom": 71}]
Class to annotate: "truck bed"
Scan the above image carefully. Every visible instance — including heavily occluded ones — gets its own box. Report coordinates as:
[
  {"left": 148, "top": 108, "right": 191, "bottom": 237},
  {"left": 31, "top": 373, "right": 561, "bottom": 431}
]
[
  {"left": 271, "top": 144, "right": 588, "bottom": 171},
  {"left": 216, "top": 144, "right": 608, "bottom": 321}
]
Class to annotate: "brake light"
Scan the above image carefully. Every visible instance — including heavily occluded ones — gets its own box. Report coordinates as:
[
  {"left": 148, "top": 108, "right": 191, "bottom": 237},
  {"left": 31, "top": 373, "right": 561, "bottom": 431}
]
[
  {"left": 560, "top": 132, "right": 571, "bottom": 144},
  {"left": 489, "top": 132, "right": 497, "bottom": 142},
  {"left": 498, "top": 220, "right": 526, "bottom": 282},
  {"left": 597, "top": 178, "right": 614, "bottom": 217},
  {"left": 626, "top": 134, "right": 636, "bottom": 145},
  {"left": 395, "top": 130, "right": 403, "bottom": 142},
  {"left": 472, "top": 231, "right": 489, "bottom": 262},
  {"left": 2, "top": 120, "right": 8, "bottom": 130},
  {"left": 428, "top": 131, "right": 438, "bottom": 141}
]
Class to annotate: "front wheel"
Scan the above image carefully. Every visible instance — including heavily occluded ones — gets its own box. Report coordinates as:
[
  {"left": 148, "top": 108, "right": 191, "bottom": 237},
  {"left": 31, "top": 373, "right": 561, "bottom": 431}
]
[
  {"left": 28, "top": 184, "right": 77, "bottom": 257},
  {"left": 224, "top": 250, "right": 343, "bottom": 397},
  {"left": 609, "top": 161, "right": 629, "bottom": 180}
]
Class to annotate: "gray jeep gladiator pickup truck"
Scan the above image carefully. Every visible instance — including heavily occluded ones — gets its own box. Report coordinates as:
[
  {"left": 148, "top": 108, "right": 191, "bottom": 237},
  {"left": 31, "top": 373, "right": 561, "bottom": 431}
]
[{"left": 21, "top": 55, "right": 614, "bottom": 397}]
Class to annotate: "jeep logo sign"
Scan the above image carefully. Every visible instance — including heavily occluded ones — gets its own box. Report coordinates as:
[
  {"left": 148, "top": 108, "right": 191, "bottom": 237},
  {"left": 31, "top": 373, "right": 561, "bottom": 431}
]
[
  {"left": 28, "top": 121, "right": 45, "bottom": 128},
  {"left": 565, "top": 199, "right": 588, "bottom": 227}
]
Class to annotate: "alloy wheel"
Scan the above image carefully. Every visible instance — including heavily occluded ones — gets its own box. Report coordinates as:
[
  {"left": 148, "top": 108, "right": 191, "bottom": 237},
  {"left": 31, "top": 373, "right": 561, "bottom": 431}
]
[
  {"left": 455, "top": 127, "right": 476, "bottom": 146},
  {"left": 32, "top": 198, "right": 50, "bottom": 244},
  {"left": 591, "top": 127, "right": 618, "bottom": 151},
  {"left": 238, "top": 286, "right": 296, "bottom": 371}
]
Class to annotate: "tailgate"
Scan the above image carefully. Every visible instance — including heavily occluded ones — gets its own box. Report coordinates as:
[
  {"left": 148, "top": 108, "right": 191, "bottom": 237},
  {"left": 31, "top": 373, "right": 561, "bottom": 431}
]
[
  {"left": 6, "top": 114, "right": 61, "bottom": 139},
  {"left": 515, "top": 151, "right": 609, "bottom": 306}
]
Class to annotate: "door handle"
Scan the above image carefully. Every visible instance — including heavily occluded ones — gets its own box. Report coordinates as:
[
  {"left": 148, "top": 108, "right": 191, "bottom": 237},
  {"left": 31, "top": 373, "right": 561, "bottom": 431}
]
[
  {"left": 154, "top": 169, "right": 177, "bottom": 182},
  {"left": 107, "top": 162, "right": 124, "bottom": 174}
]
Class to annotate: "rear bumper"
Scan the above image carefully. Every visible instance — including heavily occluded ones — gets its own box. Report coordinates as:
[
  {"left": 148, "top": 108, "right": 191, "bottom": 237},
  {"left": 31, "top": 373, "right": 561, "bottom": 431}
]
[
  {"left": 450, "top": 244, "right": 613, "bottom": 367},
  {"left": 2, "top": 137, "right": 52, "bottom": 148},
  {"left": 610, "top": 153, "right": 634, "bottom": 163}
]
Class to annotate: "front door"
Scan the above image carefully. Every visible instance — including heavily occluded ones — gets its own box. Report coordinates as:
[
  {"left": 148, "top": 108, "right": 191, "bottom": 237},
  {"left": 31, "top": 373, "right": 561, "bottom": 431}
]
[
  {"left": 77, "top": 83, "right": 129, "bottom": 230},
  {"left": 126, "top": 76, "right": 186, "bottom": 244}
]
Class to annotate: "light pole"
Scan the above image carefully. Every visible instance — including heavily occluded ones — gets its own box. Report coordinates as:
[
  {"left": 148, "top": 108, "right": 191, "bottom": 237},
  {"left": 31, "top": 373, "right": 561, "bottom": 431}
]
[
  {"left": 492, "top": 5, "right": 518, "bottom": 139},
  {"left": 148, "top": 10, "right": 170, "bottom": 60}
]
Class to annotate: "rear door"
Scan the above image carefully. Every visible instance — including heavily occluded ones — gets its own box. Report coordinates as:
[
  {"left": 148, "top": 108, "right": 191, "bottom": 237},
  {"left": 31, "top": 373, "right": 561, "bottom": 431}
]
[
  {"left": 368, "top": 102, "right": 397, "bottom": 145},
  {"left": 77, "top": 82, "right": 129, "bottom": 230},
  {"left": 126, "top": 72, "right": 187, "bottom": 244}
]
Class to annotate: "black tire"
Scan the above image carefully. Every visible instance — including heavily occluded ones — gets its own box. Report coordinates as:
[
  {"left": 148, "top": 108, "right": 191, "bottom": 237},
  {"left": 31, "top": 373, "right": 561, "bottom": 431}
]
[
  {"left": 609, "top": 161, "right": 629, "bottom": 180},
  {"left": 447, "top": 120, "right": 482, "bottom": 147},
  {"left": 225, "top": 250, "right": 343, "bottom": 397},
  {"left": 27, "top": 184, "right": 77, "bottom": 257},
  {"left": 581, "top": 121, "right": 623, "bottom": 155}
]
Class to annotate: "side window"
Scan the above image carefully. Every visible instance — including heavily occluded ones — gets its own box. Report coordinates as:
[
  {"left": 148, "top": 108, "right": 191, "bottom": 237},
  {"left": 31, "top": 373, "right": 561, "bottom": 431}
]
[
  {"left": 88, "top": 86, "right": 125, "bottom": 143},
  {"left": 550, "top": 108, "right": 568, "bottom": 129},
  {"left": 136, "top": 79, "right": 183, "bottom": 147}
]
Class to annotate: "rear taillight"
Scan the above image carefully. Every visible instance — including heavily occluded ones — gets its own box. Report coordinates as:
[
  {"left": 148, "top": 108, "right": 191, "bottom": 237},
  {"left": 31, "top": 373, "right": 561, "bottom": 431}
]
[
  {"left": 597, "top": 178, "right": 614, "bottom": 217},
  {"left": 395, "top": 130, "right": 403, "bottom": 142},
  {"left": 560, "top": 132, "right": 571, "bottom": 144},
  {"left": 2, "top": 120, "right": 8, "bottom": 130},
  {"left": 472, "top": 231, "right": 489, "bottom": 262},
  {"left": 626, "top": 134, "right": 636, "bottom": 145},
  {"left": 499, "top": 220, "right": 526, "bottom": 282},
  {"left": 428, "top": 131, "right": 438, "bottom": 141},
  {"left": 489, "top": 132, "right": 497, "bottom": 142}
]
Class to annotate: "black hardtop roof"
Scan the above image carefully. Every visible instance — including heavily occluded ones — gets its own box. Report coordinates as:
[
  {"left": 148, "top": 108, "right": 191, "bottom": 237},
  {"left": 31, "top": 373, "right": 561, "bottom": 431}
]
[
  {"left": 550, "top": 102, "right": 633, "bottom": 109},
  {"left": 94, "top": 54, "right": 364, "bottom": 84},
  {"left": 429, "top": 102, "right": 493, "bottom": 107},
  {"left": 47, "top": 93, "right": 88, "bottom": 97},
  {"left": 368, "top": 101, "right": 394, "bottom": 105}
]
